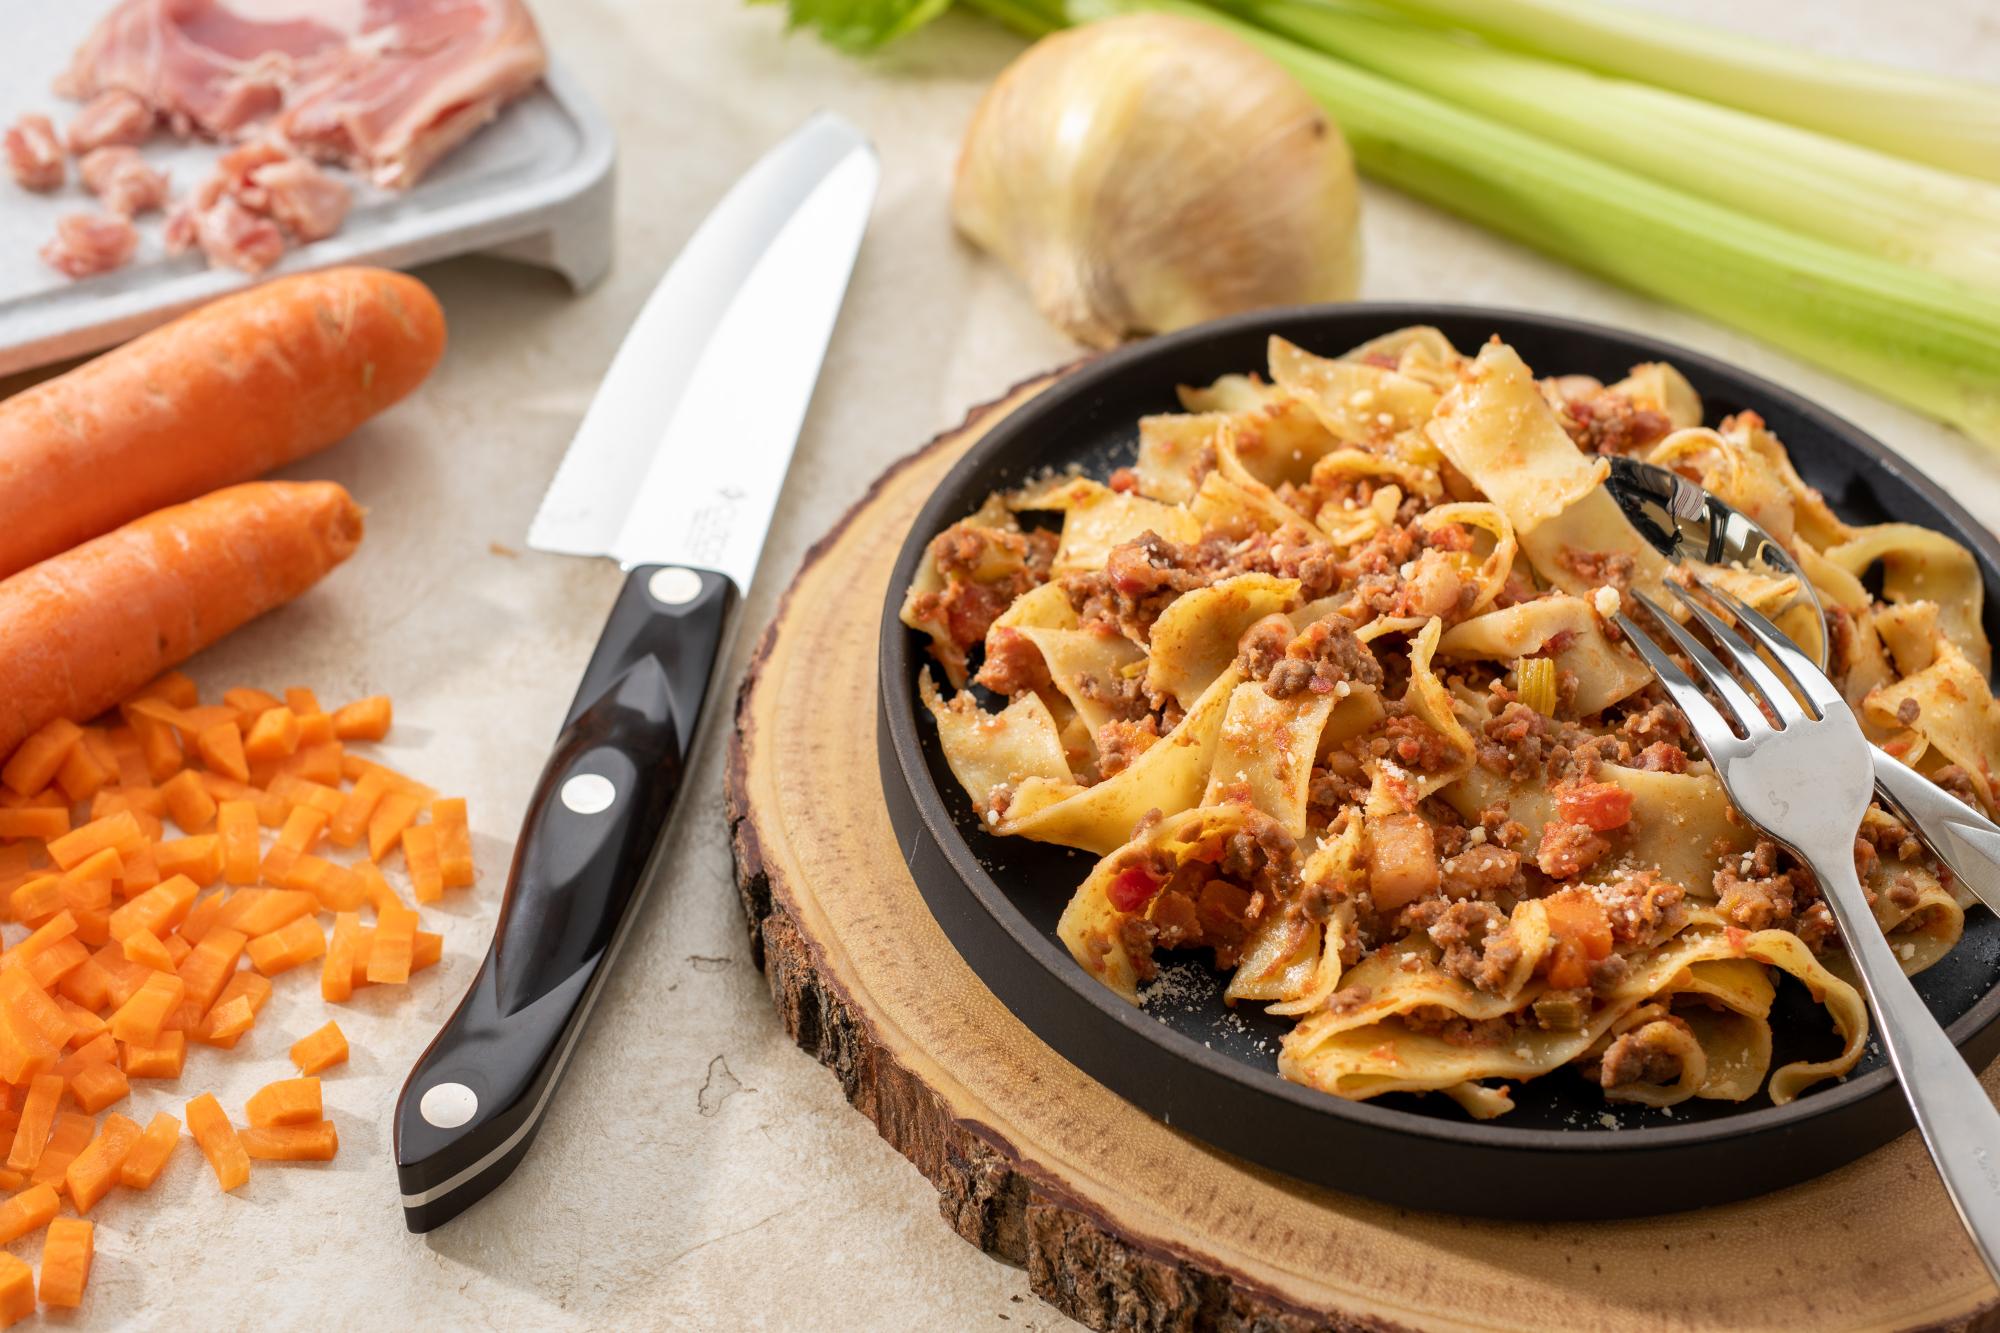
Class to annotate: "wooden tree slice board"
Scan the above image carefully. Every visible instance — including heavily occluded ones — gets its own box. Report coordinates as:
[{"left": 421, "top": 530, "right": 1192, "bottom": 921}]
[{"left": 725, "top": 369, "right": 2000, "bottom": 1332}]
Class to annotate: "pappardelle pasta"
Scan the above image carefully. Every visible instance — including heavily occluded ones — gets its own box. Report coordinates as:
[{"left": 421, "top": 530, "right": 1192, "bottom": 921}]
[{"left": 903, "top": 328, "right": 1994, "bottom": 1119}]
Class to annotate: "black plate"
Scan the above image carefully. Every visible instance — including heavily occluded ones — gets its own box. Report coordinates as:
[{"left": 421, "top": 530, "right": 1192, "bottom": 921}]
[{"left": 877, "top": 304, "right": 2000, "bottom": 1220}]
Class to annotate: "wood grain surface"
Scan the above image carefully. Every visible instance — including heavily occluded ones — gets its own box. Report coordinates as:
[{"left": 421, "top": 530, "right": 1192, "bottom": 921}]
[{"left": 725, "top": 370, "right": 2000, "bottom": 1333}]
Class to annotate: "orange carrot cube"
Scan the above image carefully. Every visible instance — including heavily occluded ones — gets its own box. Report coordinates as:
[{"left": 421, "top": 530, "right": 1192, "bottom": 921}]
[
  {"left": 118, "top": 1112, "right": 180, "bottom": 1189},
  {"left": 330, "top": 772, "right": 388, "bottom": 850},
  {"left": 246, "top": 1077, "right": 322, "bottom": 1128},
  {"left": 46, "top": 811, "right": 142, "bottom": 873},
  {"left": 160, "top": 768, "right": 218, "bottom": 833},
  {"left": 122, "top": 1030, "right": 186, "bottom": 1079},
  {"left": 108, "top": 873, "right": 199, "bottom": 943},
  {"left": 275, "top": 805, "right": 328, "bottom": 857},
  {"left": 68, "top": 1063, "right": 128, "bottom": 1116},
  {"left": 31, "top": 1113, "right": 94, "bottom": 1191},
  {"left": 0, "top": 1184, "right": 55, "bottom": 1247},
  {"left": 37, "top": 1215, "right": 91, "bottom": 1306},
  {"left": 108, "top": 970, "right": 184, "bottom": 1044},
  {"left": 322, "top": 913, "right": 360, "bottom": 1003},
  {"left": 121, "top": 928, "right": 174, "bottom": 972},
  {"left": 156, "top": 834, "right": 223, "bottom": 887},
  {"left": 0, "top": 808, "right": 68, "bottom": 843},
  {"left": 367, "top": 792, "right": 422, "bottom": 862},
  {"left": 6, "top": 1077, "right": 61, "bottom": 1173},
  {"left": 8, "top": 875, "right": 61, "bottom": 925},
  {"left": 242, "top": 707, "right": 301, "bottom": 763},
  {"left": 185, "top": 1093, "right": 248, "bottom": 1192},
  {"left": 246, "top": 917, "right": 326, "bottom": 977},
  {"left": 216, "top": 800, "right": 260, "bottom": 886},
  {"left": 223, "top": 688, "right": 282, "bottom": 724},
  {"left": 241, "top": 1120, "right": 338, "bottom": 1162},
  {"left": 1, "top": 720, "right": 82, "bottom": 798},
  {"left": 290, "top": 1021, "right": 349, "bottom": 1075},
  {"left": 368, "top": 904, "right": 418, "bottom": 985},
  {"left": 170, "top": 928, "right": 246, "bottom": 1030},
  {"left": 432, "top": 798, "right": 474, "bottom": 889},
  {"left": 0, "top": 1251, "right": 33, "bottom": 1327},
  {"left": 197, "top": 722, "right": 248, "bottom": 783},
  {"left": 65, "top": 1113, "right": 139, "bottom": 1212},
  {"left": 219, "top": 888, "right": 314, "bottom": 938},
  {"left": 405, "top": 824, "right": 443, "bottom": 903},
  {"left": 331, "top": 696, "right": 392, "bottom": 742},
  {"left": 129, "top": 713, "right": 184, "bottom": 783}
]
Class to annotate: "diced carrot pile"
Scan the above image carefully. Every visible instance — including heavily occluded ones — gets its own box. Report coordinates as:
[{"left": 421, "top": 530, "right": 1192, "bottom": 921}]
[{"left": 0, "top": 675, "right": 471, "bottom": 1319}]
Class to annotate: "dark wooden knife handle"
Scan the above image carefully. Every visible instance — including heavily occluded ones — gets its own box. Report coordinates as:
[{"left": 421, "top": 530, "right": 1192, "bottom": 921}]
[{"left": 392, "top": 565, "right": 736, "bottom": 1232}]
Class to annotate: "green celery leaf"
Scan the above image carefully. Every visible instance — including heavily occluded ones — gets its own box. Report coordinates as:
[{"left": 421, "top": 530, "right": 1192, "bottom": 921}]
[{"left": 765, "top": 0, "right": 957, "bottom": 51}]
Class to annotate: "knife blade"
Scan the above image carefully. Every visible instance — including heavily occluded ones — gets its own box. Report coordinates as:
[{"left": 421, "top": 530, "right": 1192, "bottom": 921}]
[{"left": 392, "top": 114, "right": 878, "bottom": 1232}]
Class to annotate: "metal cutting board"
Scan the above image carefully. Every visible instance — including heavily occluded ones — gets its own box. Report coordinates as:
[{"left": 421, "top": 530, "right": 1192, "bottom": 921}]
[{"left": 0, "top": 4, "right": 616, "bottom": 377}]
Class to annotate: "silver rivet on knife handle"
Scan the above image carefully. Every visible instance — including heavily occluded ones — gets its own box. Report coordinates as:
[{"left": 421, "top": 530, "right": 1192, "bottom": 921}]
[
  {"left": 419, "top": 1082, "right": 480, "bottom": 1130},
  {"left": 560, "top": 774, "right": 617, "bottom": 815},
  {"left": 647, "top": 567, "right": 704, "bottom": 606}
]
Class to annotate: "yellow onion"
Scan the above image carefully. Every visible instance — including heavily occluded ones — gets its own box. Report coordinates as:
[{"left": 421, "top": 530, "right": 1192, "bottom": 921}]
[{"left": 952, "top": 13, "right": 1362, "bottom": 348}]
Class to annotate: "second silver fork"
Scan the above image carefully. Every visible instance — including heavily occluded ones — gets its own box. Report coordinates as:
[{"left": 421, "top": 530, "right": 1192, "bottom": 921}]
[{"left": 1620, "top": 579, "right": 2000, "bottom": 1282}]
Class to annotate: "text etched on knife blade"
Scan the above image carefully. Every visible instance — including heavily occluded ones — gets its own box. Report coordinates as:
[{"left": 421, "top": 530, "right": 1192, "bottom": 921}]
[{"left": 685, "top": 486, "right": 747, "bottom": 566}]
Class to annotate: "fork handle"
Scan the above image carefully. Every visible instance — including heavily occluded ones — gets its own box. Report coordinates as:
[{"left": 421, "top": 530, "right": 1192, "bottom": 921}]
[
  {"left": 1810, "top": 850, "right": 2000, "bottom": 1280},
  {"left": 1871, "top": 748, "right": 2000, "bottom": 919}
]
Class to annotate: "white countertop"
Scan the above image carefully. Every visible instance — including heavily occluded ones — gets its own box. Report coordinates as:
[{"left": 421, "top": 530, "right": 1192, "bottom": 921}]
[{"left": 6, "top": 0, "right": 1999, "bottom": 1326}]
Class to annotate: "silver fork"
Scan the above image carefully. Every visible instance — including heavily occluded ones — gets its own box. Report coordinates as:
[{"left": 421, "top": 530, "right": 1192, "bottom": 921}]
[{"left": 1619, "top": 579, "right": 2000, "bottom": 1280}]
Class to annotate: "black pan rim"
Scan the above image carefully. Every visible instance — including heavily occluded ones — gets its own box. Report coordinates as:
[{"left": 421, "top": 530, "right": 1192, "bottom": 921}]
[{"left": 877, "top": 300, "right": 2000, "bottom": 1165}]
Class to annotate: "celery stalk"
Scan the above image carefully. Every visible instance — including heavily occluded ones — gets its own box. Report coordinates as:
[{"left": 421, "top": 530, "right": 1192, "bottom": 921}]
[
  {"left": 1139, "top": 0, "right": 2000, "bottom": 442},
  {"left": 1239, "top": 1, "right": 2000, "bottom": 296},
  {"left": 1361, "top": 0, "right": 2000, "bottom": 183}
]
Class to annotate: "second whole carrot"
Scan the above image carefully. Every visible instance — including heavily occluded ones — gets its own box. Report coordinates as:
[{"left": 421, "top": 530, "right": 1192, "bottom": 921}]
[{"left": 0, "top": 481, "right": 364, "bottom": 758}]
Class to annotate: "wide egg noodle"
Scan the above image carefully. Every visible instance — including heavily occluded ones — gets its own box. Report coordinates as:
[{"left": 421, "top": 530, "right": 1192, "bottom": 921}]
[
  {"left": 1426, "top": 340, "right": 1616, "bottom": 536},
  {"left": 1397, "top": 617, "right": 1477, "bottom": 799},
  {"left": 1441, "top": 759, "right": 1750, "bottom": 898},
  {"left": 1338, "top": 324, "right": 1466, "bottom": 391},
  {"left": 1436, "top": 595, "right": 1652, "bottom": 715},
  {"left": 1430, "top": 341, "right": 1680, "bottom": 604},
  {"left": 1666, "top": 959, "right": 1776, "bottom": 1102},
  {"left": 1144, "top": 574, "right": 1302, "bottom": 710},
  {"left": 1822, "top": 523, "right": 1990, "bottom": 677},
  {"left": 1013, "top": 476, "right": 1201, "bottom": 577},
  {"left": 998, "top": 665, "right": 1243, "bottom": 855},
  {"left": 898, "top": 492, "right": 1033, "bottom": 687},
  {"left": 1414, "top": 501, "right": 1517, "bottom": 616},
  {"left": 1279, "top": 926, "right": 1864, "bottom": 1115},
  {"left": 1268, "top": 334, "right": 1442, "bottom": 447},
  {"left": 920, "top": 672, "right": 1073, "bottom": 813},
  {"left": 1865, "top": 634, "right": 2000, "bottom": 810},
  {"left": 1611, "top": 361, "right": 1703, "bottom": 430},
  {"left": 1134, "top": 412, "right": 1227, "bottom": 503},
  {"left": 1005, "top": 627, "right": 1147, "bottom": 744},
  {"left": 1201, "top": 684, "right": 1338, "bottom": 837},
  {"left": 1056, "top": 803, "right": 1293, "bottom": 1002},
  {"left": 1189, "top": 467, "right": 1309, "bottom": 537}
]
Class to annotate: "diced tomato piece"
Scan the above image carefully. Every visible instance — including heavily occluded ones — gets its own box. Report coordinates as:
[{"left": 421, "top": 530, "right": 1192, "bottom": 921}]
[
  {"left": 1106, "top": 865, "right": 1162, "bottom": 913},
  {"left": 1555, "top": 782, "right": 1634, "bottom": 833}
]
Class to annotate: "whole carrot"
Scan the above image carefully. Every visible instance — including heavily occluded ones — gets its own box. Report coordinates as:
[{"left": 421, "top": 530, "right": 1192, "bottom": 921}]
[
  {"left": 0, "top": 482, "right": 363, "bottom": 757},
  {"left": 0, "top": 266, "right": 440, "bottom": 580}
]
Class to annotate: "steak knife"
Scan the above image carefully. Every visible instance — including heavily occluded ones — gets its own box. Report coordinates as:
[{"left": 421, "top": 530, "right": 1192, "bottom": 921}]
[{"left": 393, "top": 114, "right": 878, "bottom": 1232}]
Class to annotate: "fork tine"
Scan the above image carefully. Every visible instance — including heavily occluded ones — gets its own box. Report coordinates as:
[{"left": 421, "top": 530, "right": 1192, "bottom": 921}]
[
  {"left": 1629, "top": 590, "right": 1774, "bottom": 739},
  {"left": 1614, "top": 611, "right": 1744, "bottom": 760},
  {"left": 1691, "top": 575, "right": 1845, "bottom": 713},
  {"left": 1666, "top": 583, "right": 1812, "bottom": 726}
]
